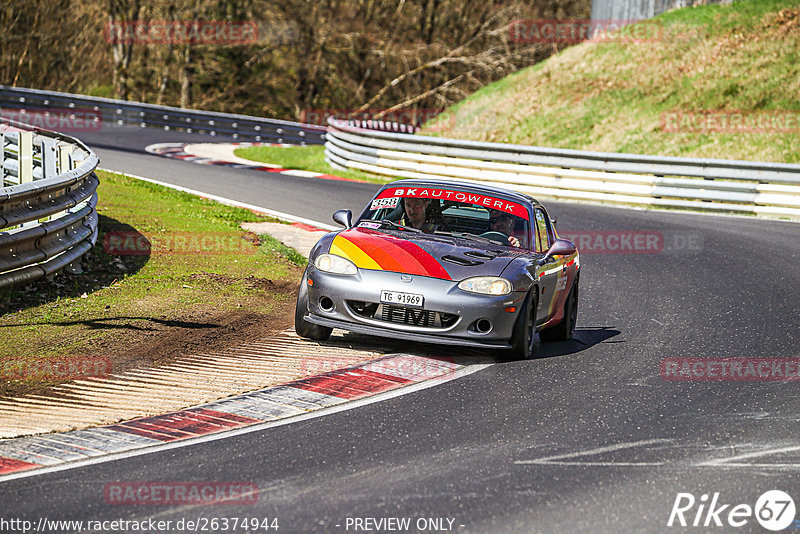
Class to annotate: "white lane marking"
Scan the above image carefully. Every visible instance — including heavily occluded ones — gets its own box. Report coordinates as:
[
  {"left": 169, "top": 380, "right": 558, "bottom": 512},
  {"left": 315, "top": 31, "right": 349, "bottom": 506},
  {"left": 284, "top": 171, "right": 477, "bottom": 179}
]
[
  {"left": 97, "top": 168, "right": 337, "bottom": 230},
  {"left": 514, "top": 438, "right": 671, "bottom": 466},
  {"left": 280, "top": 169, "right": 324, "bottom": 178},
  {"left": 0, "top": 363, "right": 491, "bottom": 483},
  {"left": 697, "top": 444, "right": 800, "bottom": 469}
]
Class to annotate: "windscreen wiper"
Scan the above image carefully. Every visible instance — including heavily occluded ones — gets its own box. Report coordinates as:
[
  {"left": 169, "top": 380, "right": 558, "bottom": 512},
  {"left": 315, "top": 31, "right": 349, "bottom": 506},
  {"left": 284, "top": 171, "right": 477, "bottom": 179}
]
[{"left": 378, "top": 219, "right": 423, "bottom": 233}]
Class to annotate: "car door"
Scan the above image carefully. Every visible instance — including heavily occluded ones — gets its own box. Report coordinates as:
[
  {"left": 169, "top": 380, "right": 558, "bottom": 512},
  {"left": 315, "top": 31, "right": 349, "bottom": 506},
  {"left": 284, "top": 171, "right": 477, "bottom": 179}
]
[{"left": 532, "top": 208, "right": 561, "bottom": 325}]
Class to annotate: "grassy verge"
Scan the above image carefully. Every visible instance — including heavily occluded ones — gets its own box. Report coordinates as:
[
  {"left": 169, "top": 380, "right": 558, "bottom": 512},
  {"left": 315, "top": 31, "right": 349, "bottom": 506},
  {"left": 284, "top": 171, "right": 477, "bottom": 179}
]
[
  {"left": 422, "top": 0, "right": 800, "bottom": 163},
  {"left": 0, "top": 170, "right": 306, "bottom": 398},
  {"left": 234, "top": 144, "right": 391, "bottom": 184}
]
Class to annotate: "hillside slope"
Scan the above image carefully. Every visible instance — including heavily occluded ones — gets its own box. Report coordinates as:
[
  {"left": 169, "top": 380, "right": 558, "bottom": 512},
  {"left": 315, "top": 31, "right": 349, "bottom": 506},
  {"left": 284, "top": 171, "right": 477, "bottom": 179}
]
[{"left": 423, "top": 0, "right": 800, "bottom": 163}]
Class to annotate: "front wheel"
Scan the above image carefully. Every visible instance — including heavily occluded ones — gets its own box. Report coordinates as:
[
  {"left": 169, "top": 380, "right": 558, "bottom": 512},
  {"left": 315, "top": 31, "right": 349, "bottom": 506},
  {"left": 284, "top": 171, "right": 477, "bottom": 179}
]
[
  {"left": 504, "top": 289, "right": 540, "bottom": 360},
  {"left": 294, "top": 269, "right": 332, "bottom": 341}
]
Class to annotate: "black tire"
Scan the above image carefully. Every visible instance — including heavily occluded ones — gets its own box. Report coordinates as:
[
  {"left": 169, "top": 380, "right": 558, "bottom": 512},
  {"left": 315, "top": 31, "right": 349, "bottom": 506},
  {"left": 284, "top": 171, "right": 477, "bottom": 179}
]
[
  {"left": 504, "top": 289, "right": 540, "bottom": 360},
  {"left": 540, "top": 277, "right": 579, "bottom": 342},
  {"left": 294, "top": 270, "right": 332, "bottom": 341}
]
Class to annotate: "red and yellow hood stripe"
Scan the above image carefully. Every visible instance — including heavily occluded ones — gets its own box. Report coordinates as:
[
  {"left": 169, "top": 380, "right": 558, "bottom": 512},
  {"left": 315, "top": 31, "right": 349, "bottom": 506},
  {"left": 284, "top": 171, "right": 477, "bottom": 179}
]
[{"left": 330, "top": 229, "right": 451, "bottom": 280}]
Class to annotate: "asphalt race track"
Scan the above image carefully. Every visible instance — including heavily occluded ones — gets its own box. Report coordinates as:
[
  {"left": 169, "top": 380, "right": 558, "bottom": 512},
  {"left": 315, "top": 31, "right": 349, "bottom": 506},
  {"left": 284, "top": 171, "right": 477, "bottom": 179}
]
[{"left": 2, "top": 126, "right": 799, "bottom": 533}]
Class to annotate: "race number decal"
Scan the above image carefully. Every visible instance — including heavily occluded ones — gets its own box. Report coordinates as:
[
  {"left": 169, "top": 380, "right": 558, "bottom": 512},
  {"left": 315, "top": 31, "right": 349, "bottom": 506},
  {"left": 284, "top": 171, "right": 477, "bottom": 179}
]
[{"left": 371, "top": 197, "right": 399, "bottom": 210}]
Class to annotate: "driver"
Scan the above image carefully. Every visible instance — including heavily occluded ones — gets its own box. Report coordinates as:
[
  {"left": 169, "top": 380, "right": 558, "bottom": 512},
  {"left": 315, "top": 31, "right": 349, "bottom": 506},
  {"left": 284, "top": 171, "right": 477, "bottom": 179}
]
[
  {"left": 489, "top": 209, "right": 521, "bottom": 247},
  {"left": 399, "top": 198, "right": 442, "bottom": 233}
]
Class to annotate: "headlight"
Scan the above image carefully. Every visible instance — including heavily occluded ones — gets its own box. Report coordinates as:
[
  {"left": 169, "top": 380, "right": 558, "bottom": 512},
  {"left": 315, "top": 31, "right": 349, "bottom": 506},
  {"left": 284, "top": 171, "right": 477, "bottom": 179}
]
[
  {"left": 315, "top": 253, "right": 357, "bottom": 275},
  {"left": 458, "top": 276, "right": 512, "bottom": 295}
]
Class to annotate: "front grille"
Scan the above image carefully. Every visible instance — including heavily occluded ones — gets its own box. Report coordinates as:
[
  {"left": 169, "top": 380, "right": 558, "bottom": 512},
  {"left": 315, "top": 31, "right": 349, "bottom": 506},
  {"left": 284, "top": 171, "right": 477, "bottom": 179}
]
[
  {"left": 381, "top": 305, "right": 436, "bottom": 327},
  {"left": 347, "top": 300, "right": 459, "bottom": 329}
]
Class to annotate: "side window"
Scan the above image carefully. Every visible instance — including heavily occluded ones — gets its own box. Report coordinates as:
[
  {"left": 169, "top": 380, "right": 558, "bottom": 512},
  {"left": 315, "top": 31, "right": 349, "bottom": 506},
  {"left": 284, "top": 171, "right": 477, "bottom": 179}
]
[{"left": 534, "top": 209, "right": 552, "bottom": 252}]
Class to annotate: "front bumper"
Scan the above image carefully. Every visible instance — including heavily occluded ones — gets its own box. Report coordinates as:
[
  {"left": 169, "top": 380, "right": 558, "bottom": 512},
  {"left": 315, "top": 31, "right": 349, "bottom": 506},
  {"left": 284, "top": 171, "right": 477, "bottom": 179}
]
[
  {"left": 305, "top": 314, "right": 511, "bottom": 349},
  {"left": 305, "top": 267, "right": 524, "bottom": 349}
]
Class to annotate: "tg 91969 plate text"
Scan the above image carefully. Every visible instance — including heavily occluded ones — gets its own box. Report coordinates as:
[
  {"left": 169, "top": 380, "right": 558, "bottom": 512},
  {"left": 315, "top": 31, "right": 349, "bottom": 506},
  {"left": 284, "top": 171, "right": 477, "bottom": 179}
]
[{"left": 380, "top": 290, "right": 424, "bottom": 307}]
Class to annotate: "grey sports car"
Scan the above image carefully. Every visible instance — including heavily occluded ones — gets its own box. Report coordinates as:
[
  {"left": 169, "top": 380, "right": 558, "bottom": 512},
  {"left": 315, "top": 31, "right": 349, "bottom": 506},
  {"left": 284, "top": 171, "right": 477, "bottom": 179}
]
[{"left": 295, "top": 179, "right": 580, "bottom": 359}]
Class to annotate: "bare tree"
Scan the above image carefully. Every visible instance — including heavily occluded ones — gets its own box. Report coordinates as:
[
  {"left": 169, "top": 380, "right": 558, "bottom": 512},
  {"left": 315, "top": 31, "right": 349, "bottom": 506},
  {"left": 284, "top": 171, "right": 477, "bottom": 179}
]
[
  {"left": 107, "top": 0, "right": 142, "bottom": 100},
  {"left": 1, "top": 0, "right": 590, "bottom": 118}
]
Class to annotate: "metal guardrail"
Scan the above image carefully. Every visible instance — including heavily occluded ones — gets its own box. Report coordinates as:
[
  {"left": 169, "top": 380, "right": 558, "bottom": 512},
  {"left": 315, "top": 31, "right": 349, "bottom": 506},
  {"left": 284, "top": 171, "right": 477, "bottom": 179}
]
[
  {"left": 0, "top": 85, "right": 327, "bottom": 145},
  {"left": 0, "top": 119, "right": 99, "bottom": 289},
  {"left": 325, "top": 118, "right": 800, "bottom": 219}
]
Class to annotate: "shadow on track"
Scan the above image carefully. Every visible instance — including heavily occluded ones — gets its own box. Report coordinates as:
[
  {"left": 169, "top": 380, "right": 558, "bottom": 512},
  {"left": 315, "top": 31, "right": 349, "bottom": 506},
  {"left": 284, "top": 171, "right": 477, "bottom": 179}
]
[
  {"left": 325, "top": 326, "right": 621, "bottom": 366},
  {"left": 538, "top": 326, "right": 622, "bottom": 359}
]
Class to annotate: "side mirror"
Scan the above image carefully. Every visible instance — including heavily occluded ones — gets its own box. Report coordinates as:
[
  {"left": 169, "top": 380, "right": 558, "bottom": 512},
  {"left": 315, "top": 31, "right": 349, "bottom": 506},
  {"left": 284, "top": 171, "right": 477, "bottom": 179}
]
[
  {"left": 537, "top": 238, "right": 576, "bottom": 265},
  {"left": 332, "top": 209, "right": 353, "bottom": 228}
]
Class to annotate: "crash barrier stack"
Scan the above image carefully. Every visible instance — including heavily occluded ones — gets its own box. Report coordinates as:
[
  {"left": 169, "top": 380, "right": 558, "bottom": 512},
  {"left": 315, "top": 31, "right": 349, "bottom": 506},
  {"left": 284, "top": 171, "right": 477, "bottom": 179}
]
[
  {"left": 340, "top": 119, "right": 418, "bottom": 135},
  {"left": 0, "top": 119, "right": 99, "bottom": 289},
  {"left": 325, "top": 118, "right": 800, "bottom": 219},
  {"left": 0, "top": 85, "right": 326, "bottom": 145}
]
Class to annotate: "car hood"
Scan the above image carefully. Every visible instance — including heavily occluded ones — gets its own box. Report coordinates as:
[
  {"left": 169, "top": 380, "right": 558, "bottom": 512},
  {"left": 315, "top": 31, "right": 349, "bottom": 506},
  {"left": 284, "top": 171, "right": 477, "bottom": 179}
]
[{"left": 326, "top": 227, "right": 522, "bottom": 281}]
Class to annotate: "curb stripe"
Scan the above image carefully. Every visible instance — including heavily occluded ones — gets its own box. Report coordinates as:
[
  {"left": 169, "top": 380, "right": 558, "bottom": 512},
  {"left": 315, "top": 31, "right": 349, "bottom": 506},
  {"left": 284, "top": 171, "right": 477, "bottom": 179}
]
[
  {"left": 145, "top": 142, "right": 368, "bottom": 183},
  {"left": 80, "top": 427, "right": 162, "bottom": 446},
  {"left": 0, "top": 362, "right": 491, "bottom": 483},
  {"left": 107, "top": 423, "right": 184, "bottom": 442},
  {"left": 292, "top": 369, "right": 412, "bottom": 399},
  {"left": 0, "top": 353, "right": 476, "bottom": 480},
  {"left": 0, "top": 457, "right": 38, "bottom": 475}
]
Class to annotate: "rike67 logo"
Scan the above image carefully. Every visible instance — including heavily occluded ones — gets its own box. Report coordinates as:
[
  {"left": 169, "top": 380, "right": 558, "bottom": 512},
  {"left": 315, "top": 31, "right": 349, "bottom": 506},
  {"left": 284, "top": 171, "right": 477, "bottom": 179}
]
[{"left": 668, "top": 490, "right": 796, "bottom": 531}]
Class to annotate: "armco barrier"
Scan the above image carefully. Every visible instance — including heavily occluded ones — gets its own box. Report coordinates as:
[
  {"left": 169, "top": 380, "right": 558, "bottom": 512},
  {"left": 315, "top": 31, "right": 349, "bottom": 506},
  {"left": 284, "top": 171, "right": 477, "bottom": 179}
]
[
  {"left": 0, "top": 85, "right": 326, "bottom": 145},
  {"left": 0, "top": 119, "right": 99, "bottom": 289},
  {"left": 325, "top": 118, "right": 800, "bottom": 219}
]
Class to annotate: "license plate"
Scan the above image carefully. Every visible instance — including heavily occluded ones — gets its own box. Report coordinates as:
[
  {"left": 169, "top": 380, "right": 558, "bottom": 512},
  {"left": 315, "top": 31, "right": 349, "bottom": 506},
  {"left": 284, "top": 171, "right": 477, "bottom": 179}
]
[{"left": 380, "top": 290, "right": 424, "bottom": 308}]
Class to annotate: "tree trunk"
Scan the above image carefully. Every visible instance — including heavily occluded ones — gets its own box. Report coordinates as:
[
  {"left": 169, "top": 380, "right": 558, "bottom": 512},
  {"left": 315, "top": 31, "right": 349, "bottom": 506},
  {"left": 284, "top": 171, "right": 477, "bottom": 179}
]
[
  {"left": 107, "top": 0, "right": 141, "bottom": 101},
  {"left": 180, "top": 44, "right": 192, "bottom": 108}
]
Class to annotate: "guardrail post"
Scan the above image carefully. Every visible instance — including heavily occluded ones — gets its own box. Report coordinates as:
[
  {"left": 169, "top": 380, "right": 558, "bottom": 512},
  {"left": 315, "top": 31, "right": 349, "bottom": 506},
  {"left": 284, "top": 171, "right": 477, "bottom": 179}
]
[
  {"left": 49, "top": 142, "right": 74, "bottom": 223},
  {"left": 57, "top": 143, "right": 73, "bottom": 173},
  {"left": 0, "top": 132, "right": 5, "bottom": 187},
  {"left": 57, "top": 142, "right": 85, "bottom": 275},
  {"left": 41, "top": 138, "right": 58, "bottom": 179},
  {"left": 18, "top": 131, "right": 38, "bottom": 229},
  {"left": 18, "top": 131, "right": 33, "bottom": 184}
]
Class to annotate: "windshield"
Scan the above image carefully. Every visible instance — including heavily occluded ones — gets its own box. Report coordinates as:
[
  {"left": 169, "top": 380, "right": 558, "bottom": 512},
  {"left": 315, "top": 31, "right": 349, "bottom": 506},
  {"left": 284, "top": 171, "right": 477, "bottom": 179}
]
[{"left": 359, "top": 186, "right": 531, "bottom": 249}]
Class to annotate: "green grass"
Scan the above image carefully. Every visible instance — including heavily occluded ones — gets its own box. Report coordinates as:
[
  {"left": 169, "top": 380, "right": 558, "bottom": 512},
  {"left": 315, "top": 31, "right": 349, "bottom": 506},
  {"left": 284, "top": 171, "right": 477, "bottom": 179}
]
[
  {"left": 234, "top": 144, "right": 392, "bottom": 184},
  {"left": 0, "top": 170, "right": 305, "bottom": 398},
  {"left": 422, "top": 0, "right": 800, "bottom": 163}
]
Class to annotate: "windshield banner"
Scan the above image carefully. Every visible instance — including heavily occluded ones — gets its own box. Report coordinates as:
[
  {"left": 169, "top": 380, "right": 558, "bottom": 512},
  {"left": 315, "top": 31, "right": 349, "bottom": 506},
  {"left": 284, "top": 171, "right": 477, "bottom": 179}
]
[{"left": 377, "top": 187, "right": 529, "bottom": 219}]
